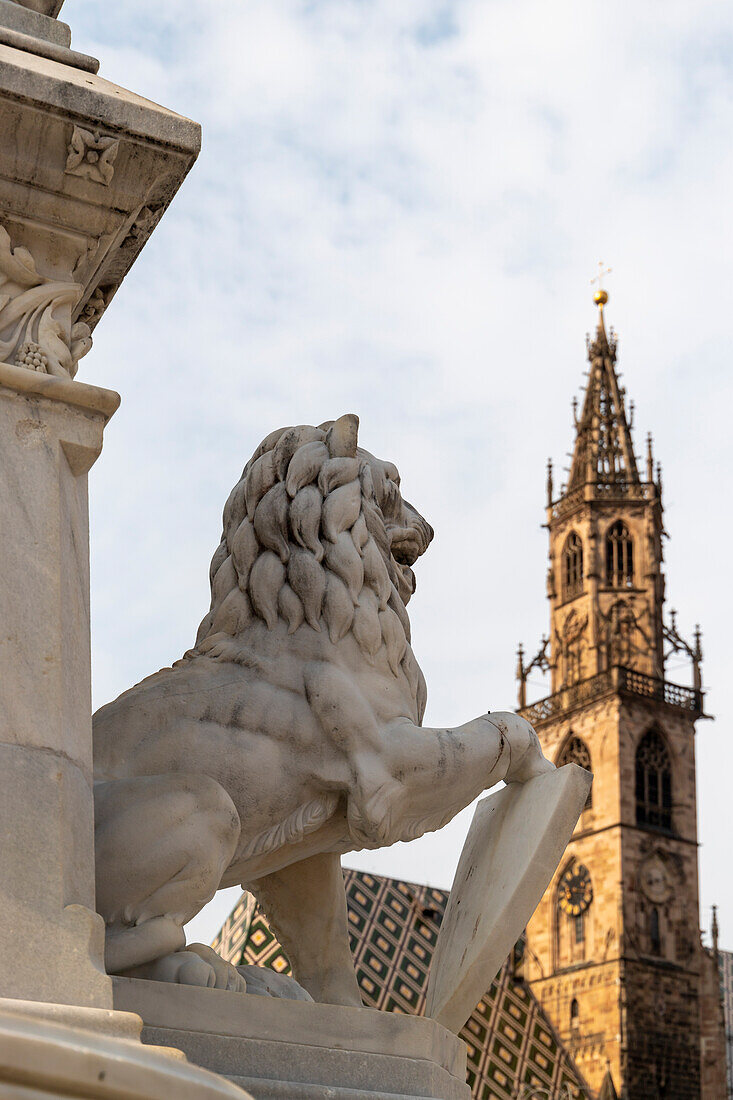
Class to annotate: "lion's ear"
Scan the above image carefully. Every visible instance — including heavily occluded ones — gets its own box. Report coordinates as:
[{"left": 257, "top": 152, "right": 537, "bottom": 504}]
[{"left": 326, "top": 413, "right": 359, "bottom": 458}]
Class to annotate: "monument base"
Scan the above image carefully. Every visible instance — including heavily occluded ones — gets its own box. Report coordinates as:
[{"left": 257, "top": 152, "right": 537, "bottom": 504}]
[
  {"left": 0, "top": 996, "right": 251, "bottom": 1098},
  {"left": 113, "top": 977, "right": 471, "bottom": 1100}
]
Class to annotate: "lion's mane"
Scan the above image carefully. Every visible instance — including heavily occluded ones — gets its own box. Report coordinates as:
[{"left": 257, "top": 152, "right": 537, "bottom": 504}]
[{"left": 188, "top": 419, "right": 425, "bottom": 710}]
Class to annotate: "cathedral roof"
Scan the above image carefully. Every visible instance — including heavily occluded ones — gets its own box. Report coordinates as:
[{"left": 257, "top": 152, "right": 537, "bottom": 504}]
[
  {"left": 212, "top": 867, "right": 592, "bottom": 1100},
  {"left": 597, "top": 1066, "right": 619, "bottom": 1100},
  {"left": 566, "top": 292, "right": 640, "bottom": 494}
]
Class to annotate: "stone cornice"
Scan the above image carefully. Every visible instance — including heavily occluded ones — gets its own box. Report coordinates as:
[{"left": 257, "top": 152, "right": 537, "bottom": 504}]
[{"left": 0, "top": 358, "right": 119, "bottom": 418}]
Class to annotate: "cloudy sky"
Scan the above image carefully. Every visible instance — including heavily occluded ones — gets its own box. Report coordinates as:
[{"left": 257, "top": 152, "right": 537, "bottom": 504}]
[{"left": 64, "top": 0, "right": 733, "bottom": 948}]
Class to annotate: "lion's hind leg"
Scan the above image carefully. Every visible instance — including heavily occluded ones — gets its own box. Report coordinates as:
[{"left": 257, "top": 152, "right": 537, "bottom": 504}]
[
  {"left": 247, "top": 851, "right": 362, "bottom": 1007},
  {"left": 95, "top": 773, "right": 242, "bottom": 988}
]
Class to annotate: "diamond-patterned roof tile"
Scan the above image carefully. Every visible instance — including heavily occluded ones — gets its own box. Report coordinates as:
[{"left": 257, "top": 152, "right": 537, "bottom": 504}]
[{"left": 212, "top": 868, "right": 592, "bottom": 1100}]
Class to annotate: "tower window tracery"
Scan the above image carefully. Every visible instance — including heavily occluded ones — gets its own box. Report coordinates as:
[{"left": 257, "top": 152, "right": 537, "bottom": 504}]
[
  {"left": 557, "top": 734, "right": 593, "bottom": 809},
  {"left": 608, "top": 600, "right": 637, "bottom": 667},
  {"left": 605, "top": 520, "right": 634, "bottom": 588},
  {"left": 562, "top": 532, "right": 584, "bottom": 601},
  {"left": 635, "top": 728, "right": 672, "bottom": 831},
  {"left": 562, "top": 612, "right": 585, "bottom": 686}
]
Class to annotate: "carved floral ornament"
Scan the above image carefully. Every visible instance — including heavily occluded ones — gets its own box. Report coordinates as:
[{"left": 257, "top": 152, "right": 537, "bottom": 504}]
[
  {"left": 65, "top": 126, "right": 120, "bottom": 186},
  {"left": 0, "top": 226, "right": 91, "bottom": 378}
]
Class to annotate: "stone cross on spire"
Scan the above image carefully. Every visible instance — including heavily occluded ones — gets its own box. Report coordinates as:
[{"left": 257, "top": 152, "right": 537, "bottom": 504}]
[{"left": 591, "top": 261, "right": 612, "bottom": 296}]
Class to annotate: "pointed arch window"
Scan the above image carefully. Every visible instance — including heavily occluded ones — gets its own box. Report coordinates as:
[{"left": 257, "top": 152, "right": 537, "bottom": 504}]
[
  {"left": 562, "top": 532, "right": 584, "bottom": 600},
  {"left": 558, "top": 735, "right": 593, "bottom": 810},
  {"left": 635, "top": 728, "right": 672, "bottom": 831},
  {"left": 605, "top": 521, "right": 634, "bottom": 588},
  {"left": 650, "top": 907, "right": 661, "bottom": 956},
  {"left": 570, "top": 998, "right": 580, "bottom": 1028}
]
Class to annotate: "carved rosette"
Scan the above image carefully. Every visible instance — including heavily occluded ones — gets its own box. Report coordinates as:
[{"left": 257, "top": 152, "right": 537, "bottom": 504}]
[
  {"left": 65, "top": 126, "right": 120, "bottom": 186},
  {"left": 0, "top": 226, "right": 91, "bottom": 378}
]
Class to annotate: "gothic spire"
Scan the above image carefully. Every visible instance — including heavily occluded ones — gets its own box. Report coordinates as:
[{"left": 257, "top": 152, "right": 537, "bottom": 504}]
[
  {"left": 567, "top": 284, "right": 640, "bottom": 492},
  {"left": 598, "top": 1065, "right": 619, "bottom": 1100}
]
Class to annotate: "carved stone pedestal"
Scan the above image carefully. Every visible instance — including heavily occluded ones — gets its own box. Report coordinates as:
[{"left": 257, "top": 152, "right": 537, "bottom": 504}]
[
  {"left": 0, "top": 365, "right": 249, "bottom": 1097},
  {"left": 0, "top": 5, "right": 251, "bottom": 1096},
  {"left": 0, "top": 363, "right": 118, "bottom": 1009},
  {"left": 0, "top": 998, "right": 250, "bottom": 1099},
  {"left": 113, "top": 979, "right": 471, "bottom": 1100},
  {"left": 0, "top": 0, "right": 199, "bottom": 1010}
]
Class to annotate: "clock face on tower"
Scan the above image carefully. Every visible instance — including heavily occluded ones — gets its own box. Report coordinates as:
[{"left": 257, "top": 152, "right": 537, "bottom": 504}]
[{"left": 558, "top": 864, "right": 593, "bottom": 916}]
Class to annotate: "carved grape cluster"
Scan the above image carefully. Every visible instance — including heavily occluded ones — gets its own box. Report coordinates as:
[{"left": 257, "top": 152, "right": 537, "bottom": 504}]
[{"left": 15, "top": 341, "right": 49, "bottom": 373}]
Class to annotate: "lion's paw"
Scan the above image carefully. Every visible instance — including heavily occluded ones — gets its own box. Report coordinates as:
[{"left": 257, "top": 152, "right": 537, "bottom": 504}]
[
  {"left": 142, "top": 944, "right": 247, "bottom": 992},
  {"left": 237, "top": 965, "right": 313, "bottom": 1001}
]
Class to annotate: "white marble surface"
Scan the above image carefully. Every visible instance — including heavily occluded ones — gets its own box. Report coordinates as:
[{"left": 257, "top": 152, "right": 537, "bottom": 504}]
[
  {"left": 0, "top": 0, "right": 70, "bottom": 45},
  {"left": 0, "top": 370, "right": 117, "bottom": 1008},
  {"left": 93, "top": 416, "right": 555, "bottom": 1005},
  {"left": 12, "top": 1, "right": 64, "bottom": 17},
  {"left": 113, "top": 977, "right": 470, "bottom": 1100},
  {"left": 0, "top": 996, "right": 252, "bottom": 1098},
  {"left": 0, "top": 11, "right": 257, "bottom": 1099},
  {"left": 0, "top": 34, "right": 200, "bottom": 382}
]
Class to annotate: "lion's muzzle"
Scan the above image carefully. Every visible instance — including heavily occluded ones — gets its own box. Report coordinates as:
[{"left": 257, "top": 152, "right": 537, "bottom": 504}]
[{"left": 390, "top": 505, "right": 433, "bottom": 566}]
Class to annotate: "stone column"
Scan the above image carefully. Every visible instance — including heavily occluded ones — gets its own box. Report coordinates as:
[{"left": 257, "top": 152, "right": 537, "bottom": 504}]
[
  {"left": 0, "top": 6, "right": 253, "bottom": 1095},
  {"left": 0, "top": 361, "right": 118, "bottom": 1008},
  {"left": 0, "top": 0, "right": 200, "bottom": 1011}
]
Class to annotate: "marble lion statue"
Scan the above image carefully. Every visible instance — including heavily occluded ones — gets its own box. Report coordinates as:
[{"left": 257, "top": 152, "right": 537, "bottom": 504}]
[{"left": 93, "top": 414, "right": 553, "bottom": 1004}]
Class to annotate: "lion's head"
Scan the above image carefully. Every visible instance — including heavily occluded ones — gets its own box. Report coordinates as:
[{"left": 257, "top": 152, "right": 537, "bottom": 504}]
[{"left": 192, "top": 415, "right": 433, "bottom": 684}]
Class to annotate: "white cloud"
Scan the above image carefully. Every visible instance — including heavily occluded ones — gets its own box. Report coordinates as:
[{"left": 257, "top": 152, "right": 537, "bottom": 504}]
[{"left": 62, "top": 0, "right": 733, "bottom": 946}]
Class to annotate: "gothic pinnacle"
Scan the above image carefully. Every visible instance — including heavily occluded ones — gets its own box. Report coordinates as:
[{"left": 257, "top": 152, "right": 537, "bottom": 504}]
[{"left": 646, "top": 433, "right": 654, "bottom": 483}]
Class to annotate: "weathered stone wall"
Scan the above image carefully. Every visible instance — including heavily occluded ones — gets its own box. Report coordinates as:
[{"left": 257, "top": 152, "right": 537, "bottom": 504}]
[
  {"left": 623, "top": 960, "right": 701, "bottom": 1099},
  {"left": 525, "top": 696, "right": 625, "bottom": 1093},
  {"left": 525, "top": 692, "right": 719, "bottom": 1098}
]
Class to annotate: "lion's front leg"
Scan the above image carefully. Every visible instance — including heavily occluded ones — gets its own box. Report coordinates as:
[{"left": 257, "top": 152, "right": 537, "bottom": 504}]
[
  {"left": 347, "top": 712, "right": 554, "bottom": 848},
  {"left": 247, "top": 852, "right": 362, "bottom": 1007},
  {"left": 304, "top": 661, "right": 552, "bottom": 850},
  {"left": 304, "top": 661, "right": 407, "bottom": 847}
]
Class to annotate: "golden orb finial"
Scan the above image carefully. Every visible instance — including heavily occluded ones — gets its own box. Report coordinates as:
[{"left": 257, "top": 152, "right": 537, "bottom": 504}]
[{"left": 590, "top": 262, "right": 612, "bottom": 308}]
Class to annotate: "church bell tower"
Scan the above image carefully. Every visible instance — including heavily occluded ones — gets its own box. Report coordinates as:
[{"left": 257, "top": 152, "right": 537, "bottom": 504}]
[{"left": 518, "top": 281, "right": 708, "bottom": 1099}]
